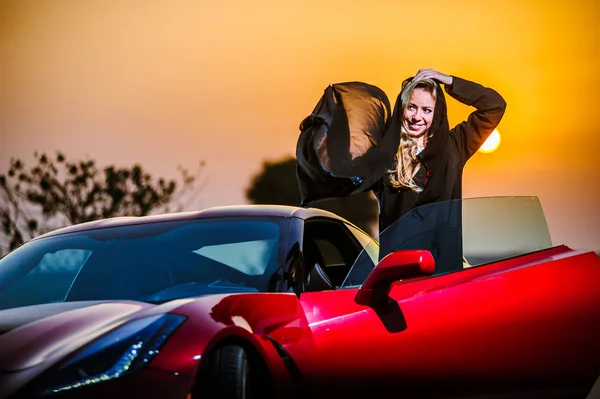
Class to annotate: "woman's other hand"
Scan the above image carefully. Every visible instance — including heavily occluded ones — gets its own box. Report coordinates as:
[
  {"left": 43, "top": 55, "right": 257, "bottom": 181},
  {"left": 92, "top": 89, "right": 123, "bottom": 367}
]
[{"left": 414, "top": 69, "right": 453, "bottom": 86}]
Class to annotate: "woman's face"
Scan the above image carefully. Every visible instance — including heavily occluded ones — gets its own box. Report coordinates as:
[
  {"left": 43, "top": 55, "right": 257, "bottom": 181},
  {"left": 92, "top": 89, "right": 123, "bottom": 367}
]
[{"left": 402, "top": 88, "right": 435, "bottom": 137}]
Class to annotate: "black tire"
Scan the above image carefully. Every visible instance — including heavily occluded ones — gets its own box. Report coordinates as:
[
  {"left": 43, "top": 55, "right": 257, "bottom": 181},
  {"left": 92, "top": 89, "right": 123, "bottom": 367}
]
[{"left": 208, "top": 345, "right": 252, "bottom": 399}]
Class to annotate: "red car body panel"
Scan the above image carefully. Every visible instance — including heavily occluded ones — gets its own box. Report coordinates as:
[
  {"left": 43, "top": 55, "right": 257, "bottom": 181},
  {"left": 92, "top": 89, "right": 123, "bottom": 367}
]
[
  {"left": 292, "top": 246, "right": 600, "bottom": 397},
  {"left": 0, "top": 302, "right": 151, "bottom": 371}
]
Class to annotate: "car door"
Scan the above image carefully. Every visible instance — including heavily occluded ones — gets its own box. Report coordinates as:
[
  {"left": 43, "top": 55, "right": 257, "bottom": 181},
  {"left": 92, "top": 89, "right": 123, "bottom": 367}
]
[
  {"left": 297, "top": 253, "right": 600, "bottom": 398},
  {"left": 293, "top": 199, "right": 600, "bottom": 398}
]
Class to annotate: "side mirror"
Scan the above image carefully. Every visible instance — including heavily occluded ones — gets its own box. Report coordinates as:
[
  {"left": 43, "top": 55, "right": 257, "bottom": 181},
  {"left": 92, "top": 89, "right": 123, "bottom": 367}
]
[{"left": 354, "top": 250, "right": 435, "bottom": 307}]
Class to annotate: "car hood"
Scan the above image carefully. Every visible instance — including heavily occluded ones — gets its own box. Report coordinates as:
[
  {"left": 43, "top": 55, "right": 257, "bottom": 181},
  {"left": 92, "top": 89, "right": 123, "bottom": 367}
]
[{"left": 0, "top": 301, "right": 157, "bottom": 372}]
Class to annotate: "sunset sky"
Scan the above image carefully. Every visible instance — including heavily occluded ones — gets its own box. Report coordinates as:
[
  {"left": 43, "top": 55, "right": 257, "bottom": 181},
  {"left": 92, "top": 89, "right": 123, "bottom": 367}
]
[{"left": 1, "top": 0, "right": 599, "bottom": 252}]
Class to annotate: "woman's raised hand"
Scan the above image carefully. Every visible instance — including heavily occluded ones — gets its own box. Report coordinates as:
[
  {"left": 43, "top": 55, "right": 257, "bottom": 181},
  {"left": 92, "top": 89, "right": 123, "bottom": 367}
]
[{"left": 414, "top": 69, "right": 453, "bottom": 86}]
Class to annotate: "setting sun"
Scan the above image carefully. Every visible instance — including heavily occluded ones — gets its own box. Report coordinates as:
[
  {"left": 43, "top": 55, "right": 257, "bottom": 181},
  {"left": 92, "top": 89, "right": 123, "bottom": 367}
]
[{"left": 478, "top": 129, "right": 501, "bottom": 154}]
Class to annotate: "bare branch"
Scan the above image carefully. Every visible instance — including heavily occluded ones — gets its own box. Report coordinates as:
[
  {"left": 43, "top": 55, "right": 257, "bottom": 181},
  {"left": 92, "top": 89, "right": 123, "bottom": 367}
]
[{"left": 0, "top": 152, "right": 205, "bottom": 256}]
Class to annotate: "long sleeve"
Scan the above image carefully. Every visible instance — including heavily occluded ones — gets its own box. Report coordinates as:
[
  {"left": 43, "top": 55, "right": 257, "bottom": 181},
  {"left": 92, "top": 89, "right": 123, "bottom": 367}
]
[{"left": 445, "top": 77, "right": 507, "bottom": 163}]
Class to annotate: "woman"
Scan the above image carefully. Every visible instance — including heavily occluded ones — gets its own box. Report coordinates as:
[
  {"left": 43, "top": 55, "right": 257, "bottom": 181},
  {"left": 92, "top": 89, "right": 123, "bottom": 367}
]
[
  {"left": 372, "top": 69, "right": 506, "bottom": 270},
  {"left": 374, "top": 69, "right": 507, "bottom": 232}
]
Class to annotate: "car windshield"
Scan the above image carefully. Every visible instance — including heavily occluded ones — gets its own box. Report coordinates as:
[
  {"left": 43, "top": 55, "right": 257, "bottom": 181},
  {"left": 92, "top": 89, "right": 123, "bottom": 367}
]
[
  {"left": 0, "top": 216, "right": 287, "bottom": 310},
  {"left": 341, "top": 196, "right": 553, "bottom": 288}
]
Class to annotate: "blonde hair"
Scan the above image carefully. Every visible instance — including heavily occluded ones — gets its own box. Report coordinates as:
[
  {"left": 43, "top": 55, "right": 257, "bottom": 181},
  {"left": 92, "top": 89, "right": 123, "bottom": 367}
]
[{"left": 389, "top": 79, "right": 437, "bottom": 192}]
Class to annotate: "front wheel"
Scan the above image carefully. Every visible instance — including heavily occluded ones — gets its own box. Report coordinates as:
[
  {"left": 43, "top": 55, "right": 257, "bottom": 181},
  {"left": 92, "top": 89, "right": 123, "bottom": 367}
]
[{"left": 206, "top": 345, "right": 252, "bottom": 399}]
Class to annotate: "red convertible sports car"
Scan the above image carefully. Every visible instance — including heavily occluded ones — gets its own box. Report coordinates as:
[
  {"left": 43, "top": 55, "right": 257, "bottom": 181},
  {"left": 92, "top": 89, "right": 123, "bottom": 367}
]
[{"left": 0, "top": 196, "right": 599, "bottom": 399}]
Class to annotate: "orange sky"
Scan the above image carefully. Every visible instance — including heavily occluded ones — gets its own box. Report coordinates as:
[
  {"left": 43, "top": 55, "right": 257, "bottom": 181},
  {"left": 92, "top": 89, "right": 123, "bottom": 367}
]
[{"left": 1, "top": 0, "right": 599, "bottom": 251}]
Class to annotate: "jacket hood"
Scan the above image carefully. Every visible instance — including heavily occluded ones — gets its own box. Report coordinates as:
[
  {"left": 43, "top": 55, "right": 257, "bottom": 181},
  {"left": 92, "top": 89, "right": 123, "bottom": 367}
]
[{"left": 296, "top": 81, "right": 395, "bottom": 205}]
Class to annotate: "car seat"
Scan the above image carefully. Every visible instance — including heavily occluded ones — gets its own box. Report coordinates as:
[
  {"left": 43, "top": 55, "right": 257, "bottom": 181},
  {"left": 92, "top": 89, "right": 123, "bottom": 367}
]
[{"left": 303, "top": 240, "right": 333, "bottom": 292}]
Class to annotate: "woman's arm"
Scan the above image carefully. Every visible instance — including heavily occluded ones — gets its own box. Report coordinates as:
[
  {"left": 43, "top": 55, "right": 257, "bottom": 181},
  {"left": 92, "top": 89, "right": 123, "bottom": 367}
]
[
  {"left": 413, "top": 69, "right": 507, "bottom": 163},
  {"left": 444, "top": 76, "right": 507, "bottom": 163}
]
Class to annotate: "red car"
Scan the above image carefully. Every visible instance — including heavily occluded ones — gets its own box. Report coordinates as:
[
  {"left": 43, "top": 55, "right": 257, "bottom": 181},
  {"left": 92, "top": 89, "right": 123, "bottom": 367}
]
[{"left": 0, "top": 196, "right": 598, "bottom": 399}]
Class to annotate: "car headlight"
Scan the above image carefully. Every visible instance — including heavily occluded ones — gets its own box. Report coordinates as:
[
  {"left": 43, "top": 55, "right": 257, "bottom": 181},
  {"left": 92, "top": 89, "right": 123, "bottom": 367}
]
[{"left": 38, "top": 313, "right": 186, "bottom": 396}]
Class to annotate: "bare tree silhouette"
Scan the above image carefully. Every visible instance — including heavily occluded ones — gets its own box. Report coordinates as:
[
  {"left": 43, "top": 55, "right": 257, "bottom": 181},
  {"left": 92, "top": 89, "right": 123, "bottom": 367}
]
[{"left": 0, "top": 151, "right": 206, "bottom": 256}]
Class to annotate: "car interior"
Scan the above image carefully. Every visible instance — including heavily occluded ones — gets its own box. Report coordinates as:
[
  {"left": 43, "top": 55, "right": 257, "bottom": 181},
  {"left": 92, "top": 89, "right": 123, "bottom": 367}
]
[{"left": 302, "top": 219, "right": 365, "bottom": 292}]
